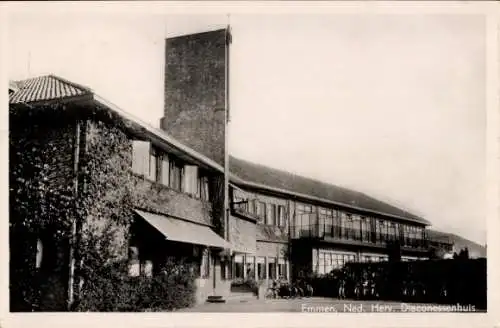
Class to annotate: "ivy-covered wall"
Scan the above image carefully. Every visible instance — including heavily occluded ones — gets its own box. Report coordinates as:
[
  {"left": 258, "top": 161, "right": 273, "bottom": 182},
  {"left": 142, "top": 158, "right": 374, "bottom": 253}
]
[
  {"left": 86, "top": 119, "right": 216, "bottom": 226},
  {"left": 10, "top": 106, "right": 222, "bottom": 311},
  {"left": 10, "top": 109, "right": 77, "bottom": 311}
]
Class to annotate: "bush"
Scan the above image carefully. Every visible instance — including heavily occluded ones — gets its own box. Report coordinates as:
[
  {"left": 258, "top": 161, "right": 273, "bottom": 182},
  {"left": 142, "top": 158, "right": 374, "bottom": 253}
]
[
  {"left": 76, "top": 258, "right": 196, "bottom": 312},
  {"left": 244, "top": 278, "right": 264, "bottom": 295}
]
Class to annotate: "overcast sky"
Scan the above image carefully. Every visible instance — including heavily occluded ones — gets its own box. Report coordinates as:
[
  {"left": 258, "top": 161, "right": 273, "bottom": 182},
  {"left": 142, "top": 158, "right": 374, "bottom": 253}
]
[{"left": 6, "top": 9, "right": 487, "bottom": 245}]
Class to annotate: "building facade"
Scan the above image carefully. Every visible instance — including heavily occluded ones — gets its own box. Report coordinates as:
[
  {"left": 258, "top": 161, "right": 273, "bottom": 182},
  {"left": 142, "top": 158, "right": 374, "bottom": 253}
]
[
  {"left": 9, "top": 75, "right": 231, "bottom": 310},
  {"left": 158, "top": 28, "right": 433, "bottom": 284},
  {"left": 9, "top": 28, "right": 453, "bottom": 311}
]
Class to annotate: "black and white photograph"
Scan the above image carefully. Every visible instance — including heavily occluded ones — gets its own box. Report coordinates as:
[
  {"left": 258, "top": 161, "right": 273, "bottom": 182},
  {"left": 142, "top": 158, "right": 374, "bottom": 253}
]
[{"left": 2, "top": 1, "right": 498, "bottom": 327}]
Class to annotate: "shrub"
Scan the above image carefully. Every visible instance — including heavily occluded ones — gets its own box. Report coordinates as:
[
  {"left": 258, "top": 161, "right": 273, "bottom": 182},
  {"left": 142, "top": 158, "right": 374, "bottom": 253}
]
[
  {"left": 76, "top": 258, "right": 196, "bottom": 312},
  {"left": 243, "top": 278, "right": 264, "bottom": 295}
]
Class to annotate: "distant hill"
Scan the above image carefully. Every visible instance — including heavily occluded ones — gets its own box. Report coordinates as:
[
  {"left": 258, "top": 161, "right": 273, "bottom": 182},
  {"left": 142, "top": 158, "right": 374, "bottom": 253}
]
[{"left": 428, "top": 229, "right": 486, "bottom": 259}]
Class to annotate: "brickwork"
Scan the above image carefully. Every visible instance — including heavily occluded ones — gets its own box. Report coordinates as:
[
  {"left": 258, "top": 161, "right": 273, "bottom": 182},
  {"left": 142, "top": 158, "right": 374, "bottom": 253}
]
[{"left": 161, "top": 29, "right": 228, "bottom": 167}]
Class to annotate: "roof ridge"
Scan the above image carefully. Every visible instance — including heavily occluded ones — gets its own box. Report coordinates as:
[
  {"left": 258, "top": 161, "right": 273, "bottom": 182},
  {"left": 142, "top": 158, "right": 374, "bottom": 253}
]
[
  {"left": 231, "top": 155, "right": 358, "bottom": 189},
  {"left": 48, "top": 74, "right": 93, "bottom": 93}
]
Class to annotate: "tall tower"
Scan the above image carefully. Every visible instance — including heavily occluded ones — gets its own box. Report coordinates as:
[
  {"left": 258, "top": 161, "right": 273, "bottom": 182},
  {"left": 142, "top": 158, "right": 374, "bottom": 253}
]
[
  {"left": 160, "top": 28, "right": 230, "bottom": 167},
  {"left": 161, "top": 28, "right": 232, "bottom": 244}
]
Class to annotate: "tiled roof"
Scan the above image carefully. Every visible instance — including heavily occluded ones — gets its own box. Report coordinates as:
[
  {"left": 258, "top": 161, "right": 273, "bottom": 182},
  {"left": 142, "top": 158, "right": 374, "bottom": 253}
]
[
  {"left": 9, "top": 75, "right": 92, "bottom": 104},
  {"left": 10, "top": 75, "right": 226, "bottom": 173},
  {"left": 229, "top": 156, "right": 429, "bottom": 225},
  {"left": 9, "top": 81, "right": 19, "bottom": 93}
]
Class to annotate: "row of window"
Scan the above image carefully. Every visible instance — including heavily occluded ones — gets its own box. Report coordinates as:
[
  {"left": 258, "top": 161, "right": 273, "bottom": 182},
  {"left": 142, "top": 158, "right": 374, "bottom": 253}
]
[
  {"left": 132, "top": 141, "right": 210, "bottom": 201},
  {"left": 314, "top": 250, "right": 407, "bottom": 275},
  {"left": 297, "top": 202, "right": 425, "bottom": 241},
  {"left": 222, "top": 255, "right": 288, "bottom": 281},
  {"left": 234, "top": 197, "right": 287, "bottom": 227},
  {"left": 316, "top": 251, "right": 357, "bottom": 275}
]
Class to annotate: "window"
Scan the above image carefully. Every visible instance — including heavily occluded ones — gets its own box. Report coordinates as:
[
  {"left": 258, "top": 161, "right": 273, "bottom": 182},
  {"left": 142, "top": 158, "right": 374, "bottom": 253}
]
[
  {"left": 344, "top": 214, "right": 353, "bottom": 239},
  {"left": 297, "top": 203, "right": 313, "bottom": 217},
  {"left": 278, "top": 205, "right": 286, "bottom": 227},
  {"left": 268, "top": 258, "right": 276, "bottom": 280},
  {"left": 128, "top": 246, "right": 140, "bottom": 277},
  {"left": 378, "top": 220, "right": 386, "bottom": 242},
  {"left": 248, "top": 199, "right": 256, "bottom": 214},
  {"left": 318, "top": 252, "right": 325, "bottom": 275},
  {"left": 160, "top": 155, "right": 170, "bottom": 186},
  {"left": 148, "top": 151, "right": 158, "bottom": 181},
  {"left": 234, "top": 255, "right": 244, "bottom": 279},
  {"left": 183, "top": 165, "right": 198, "bottom": 195},
  {"left": 198, "top": 174, "right": 210, "bottom": 201},
  {"left": 201, "top": 248, "right": 210, "bottom": 279},
  {"left": 312, "top": 249, "right": 318, "bottom": 272},
  {"left": 245, "top": 256, "right": 255, "bottom": 278},
  {"left": 332, "top": 254, "right": 339, "bottom": 269},
  {"left": 324, "top": 253, "right": 332, "bottom": 274},
  {"left": 332, "top": 211, "right": 341, "bottom": 238},
  {"left": 338, "top": 255, "right": 345, "bottom": 268},
  {"left": 267, "top": 204, "right": 276, "bottom": 225},
  {"left": 278, "top": 258, "right": 287, "bottom": 279},
  {"left": 233, "top": 196, "right": 245, "bottom": 211},
  {"left": 169, "top": 160, "right": 183, "bottom": 191},
  {"left": 388, "top": 222, "right": 397, "bottom": 241},
  {"left": 352, "top": 215, "right": 362, "bottom": 240},
  {"left": 257, "top": 257, "right": 266, "bottom": 280},
  {"left": 221, "top": 259, "right": 228, "bottom": 280},
  {"left": 132, "top": 140, "right": 151, "bottom": 177},
  {"left": 395, "top": 223, "right": 401, "bottom": 239},
  {"left": 141, "top": 260, "right": 153, "bottom": 277},
  {"left": 257, "top": 201, "right": 266, "bottom": 222},
  {"left": 361, "top": 217, "right": 370, "bottom": 241}
]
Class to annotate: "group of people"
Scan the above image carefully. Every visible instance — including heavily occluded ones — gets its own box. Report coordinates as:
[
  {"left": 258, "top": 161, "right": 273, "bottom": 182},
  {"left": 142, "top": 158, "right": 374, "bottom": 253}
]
[
  {"left": 330, "top": 265, "right": 450, "bottom": 302},
  {"left": 334, "top": 269, "right": 380, "bottom": 300}
]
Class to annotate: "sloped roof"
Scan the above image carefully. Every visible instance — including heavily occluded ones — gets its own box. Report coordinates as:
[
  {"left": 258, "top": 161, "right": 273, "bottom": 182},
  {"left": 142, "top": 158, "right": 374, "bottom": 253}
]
[
  {"left": 9, "top": 75, "right": 92, "bottom": 104},
  {"left": 427, "top": 229, "right": 453, "bottom": 243},
  {"left": 9, "top": 80, "right": 19, "bottom": 93},
  {"left": 229, "top": 156, "right": 429, "bottom": 225},
  {"left": 9, "top": 74, "right": 225, "bottom": 173},
  {"left": 427, "top": 229, "right": 486, "bottom": 258}
]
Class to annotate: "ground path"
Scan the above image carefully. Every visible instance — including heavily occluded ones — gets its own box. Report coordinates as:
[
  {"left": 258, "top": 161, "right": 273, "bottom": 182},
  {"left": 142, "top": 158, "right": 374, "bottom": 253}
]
[{"left": 178, "top": 297, "right": 477, "bottom": 313}]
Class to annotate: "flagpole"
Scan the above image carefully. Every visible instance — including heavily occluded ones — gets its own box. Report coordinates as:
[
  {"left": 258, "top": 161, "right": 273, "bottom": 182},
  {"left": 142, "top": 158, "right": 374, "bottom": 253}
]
[{"left": 224, "top": 20, "right": 232, "bottom": 245}]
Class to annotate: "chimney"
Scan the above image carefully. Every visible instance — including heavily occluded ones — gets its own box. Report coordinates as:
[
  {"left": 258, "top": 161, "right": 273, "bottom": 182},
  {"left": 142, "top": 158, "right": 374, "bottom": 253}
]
[{"left": 160, "top": 28, "right": 230, "bottom": 167}]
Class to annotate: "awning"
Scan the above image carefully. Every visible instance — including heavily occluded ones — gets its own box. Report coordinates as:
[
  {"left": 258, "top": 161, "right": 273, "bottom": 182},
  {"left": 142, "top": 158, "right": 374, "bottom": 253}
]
[{"left": 134, "top": 209, "right": 230, "bottom": 249}]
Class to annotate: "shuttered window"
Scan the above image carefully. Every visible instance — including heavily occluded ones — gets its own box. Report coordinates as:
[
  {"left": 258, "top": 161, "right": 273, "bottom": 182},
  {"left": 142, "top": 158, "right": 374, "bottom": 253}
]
[
  {"left": 198, "top": 174, "right": 210, "bottom": 201},
  {"left": 131, "top": 140, "right": 150, "bottom": 176},
  {"left": 148, "top": 152, "right": 157, "bottom": 181},
  {"left": 183, "top": 165, "right": 198, "bottom": 195},
  {"left": 278, "top": 205, "right": 286, "bottom": 227},
  {"left": 266, "top": 204, "right": 276, "bottom": 225},
  {"left": 169, "top": 160, "right": 183, "bottom": 191},
  {"left": 160, "top": 155, "right": 170, "bottom": 186}
]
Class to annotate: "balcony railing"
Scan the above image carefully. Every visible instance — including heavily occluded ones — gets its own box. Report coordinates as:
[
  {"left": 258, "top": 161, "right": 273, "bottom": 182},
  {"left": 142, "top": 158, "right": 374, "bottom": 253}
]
[{"left": 291, "top": 224, "right": 429, "bottom": 250}]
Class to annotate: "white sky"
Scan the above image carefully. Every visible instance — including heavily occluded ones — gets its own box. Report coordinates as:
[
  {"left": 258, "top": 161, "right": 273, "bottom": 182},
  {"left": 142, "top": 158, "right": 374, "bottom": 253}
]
[{"left": 6, "top": 9, "right": 487, "bottom": 245}]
